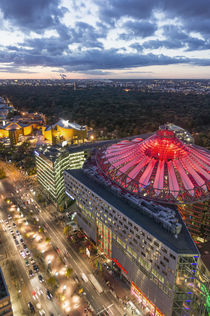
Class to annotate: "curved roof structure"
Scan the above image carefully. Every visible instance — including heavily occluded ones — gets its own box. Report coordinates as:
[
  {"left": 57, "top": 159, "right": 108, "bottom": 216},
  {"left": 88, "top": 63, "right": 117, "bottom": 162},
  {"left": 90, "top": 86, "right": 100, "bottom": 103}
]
[{"left": 96, "top": 130, "right": 210, "bottom": 204}]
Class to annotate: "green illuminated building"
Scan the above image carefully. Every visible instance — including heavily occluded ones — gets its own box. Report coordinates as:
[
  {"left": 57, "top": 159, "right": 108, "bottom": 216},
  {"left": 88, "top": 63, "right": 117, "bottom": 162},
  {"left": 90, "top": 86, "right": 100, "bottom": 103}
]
[{"left": 35, "top": 140, "right": 118, "bottom": 208}]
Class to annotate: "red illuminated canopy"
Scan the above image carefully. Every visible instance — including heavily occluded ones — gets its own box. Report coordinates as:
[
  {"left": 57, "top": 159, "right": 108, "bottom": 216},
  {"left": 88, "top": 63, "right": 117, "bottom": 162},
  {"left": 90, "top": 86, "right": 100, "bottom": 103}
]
[{"left": 96, "top": 130, "right": 210, "bottom": 204}]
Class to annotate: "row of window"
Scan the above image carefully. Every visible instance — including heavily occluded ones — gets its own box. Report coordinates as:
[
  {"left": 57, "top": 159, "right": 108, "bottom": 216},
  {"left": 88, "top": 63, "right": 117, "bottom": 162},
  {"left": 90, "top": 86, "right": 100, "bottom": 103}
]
[{"left": 65, "top": 174, "right": 177, "bottom": 277}]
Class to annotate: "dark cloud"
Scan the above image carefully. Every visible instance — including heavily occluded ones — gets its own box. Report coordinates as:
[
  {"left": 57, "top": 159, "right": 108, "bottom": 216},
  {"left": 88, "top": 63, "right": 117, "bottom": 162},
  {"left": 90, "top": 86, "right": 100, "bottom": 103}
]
[
  {"left": 95, "top": 0, "right": 210, "bottom": 37},
  {"left": 143, "top": 39, "right": 183, "bottom": 50},
  {"left": 119, "top": 20, "right": 157, "bottom": 40},
  {"left": 20, "top": 37, "right": 71, "bottom": 56},
  {"left": 15, "top": 21, "right": 106, "bottom": 56},
  {"left": 143, "top": 25, "right": 210, "bottom": 51},
  {"left": 69, "top": 22, "right": 105, "bottom": 49},
  {"left": 0, "top": 0, "right": 67, "bottom": 33},
  {"left": 0, "top": 47, "right": 190, "bottom": 71},
  {"left": 129, "top": 43, "right": 143, "bottom": 52},
  {"left": 94, "top": 0, "right": 156, "bottom": 24}
]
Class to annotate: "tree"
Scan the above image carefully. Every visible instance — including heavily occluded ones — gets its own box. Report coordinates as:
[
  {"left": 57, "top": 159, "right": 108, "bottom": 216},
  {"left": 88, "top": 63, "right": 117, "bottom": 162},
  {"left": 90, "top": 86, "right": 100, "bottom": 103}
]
[
  {"left": 63, "top": 226, "right": 70, "bottom": 236},
  {"left": 47, "top": 276, "right": 57, "bottom": 288},
  {"left": 45, "top": 236, "right": 51, "bottom": 243},
  {"left": 65, "top": 267, "right": 73, "bottom": 279},
  {"left": 0, "top": 167, "right": 6, "bottom": 179}
]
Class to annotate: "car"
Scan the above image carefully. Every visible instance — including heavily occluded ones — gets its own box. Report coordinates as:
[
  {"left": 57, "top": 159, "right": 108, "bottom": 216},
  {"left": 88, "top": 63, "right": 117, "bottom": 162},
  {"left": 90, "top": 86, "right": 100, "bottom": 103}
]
[
  {"left": 29, "top": 270, "right": 34, "bottom": 278},
  {"left": 15, "top": 240, "right": 20, "bottom": 246},
  {"left": 20, "top": 250, "right": 26, "bottom": 258},
  {"left": 38, "top": 275, "right": 44, "bottom": 283},
  {"left": 12, "top": 223, "right": 16, "bottom": 227},
  {"left": 30, "top": 258, "right": 35, "bottom": 264},
  {"left": 26, "top": 250, "right": 30, "bottom": 256},
  {"left": 46, "top": 289, "right": 53, "bottom": 300},
  {"left": 20, "top": 238, "right": 24, "bottom": 243},
  {"left": 33, "top": 265, "right": 39, "bottom": 273},
  {"left": 23, "top": 244, "right": 27, "bottom": 249},
  {"left": 25, "top": 260, "right": 29, "bottom": 266},
  {"left": 12, "top": 235, "right": 16, "bottom": 240},
  {"left": 28, "top": 302, "right": 35, "bottom": 313},
  {"left": 8, "top": 216, "right": 12, "bottom": 220},
  {"left": 39, "top": 310, "right": 46, "bottom": 315},
  {"left": 4, "top": 220, "right": 8, "bottom": 224}
]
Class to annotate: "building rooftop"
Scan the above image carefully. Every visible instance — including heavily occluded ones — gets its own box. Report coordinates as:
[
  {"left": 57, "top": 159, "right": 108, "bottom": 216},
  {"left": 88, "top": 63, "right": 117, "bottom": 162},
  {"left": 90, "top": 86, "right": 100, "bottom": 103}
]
[
  {"left": 66, "top": 168, "right": 199, "bottom": 255},
  {"left": 53, "top": 119, "right": 86, "bottom": 131},
  {"left": 0, "top": 268, "right": 9, "bottom": 300},
  {"left": 97, "top": 130, "right": 210, "bottom": 204}
]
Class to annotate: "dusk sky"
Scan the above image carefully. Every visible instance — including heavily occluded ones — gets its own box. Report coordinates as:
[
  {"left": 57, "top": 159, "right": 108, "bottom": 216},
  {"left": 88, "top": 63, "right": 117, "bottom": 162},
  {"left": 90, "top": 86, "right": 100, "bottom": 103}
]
[{"left": 0, "top": 0, "right": 210, "bottom": 79}]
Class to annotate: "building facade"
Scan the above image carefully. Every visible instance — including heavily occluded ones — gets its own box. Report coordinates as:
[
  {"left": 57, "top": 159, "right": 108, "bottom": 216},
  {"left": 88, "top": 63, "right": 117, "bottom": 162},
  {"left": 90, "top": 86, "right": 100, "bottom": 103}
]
[
  {"left": 0, "top": 268, "right": 13, "bottom": 316},
  {"left": 42, "top": 119, "right": 87, "bottom": 145},
  {"left": 35, "top": 139, "right": 124, "bottom": 207},
  {"left": 64, "top": 168, "right": 199, "bottom": 316},
  {"left": 35, "top": 146, "right": 87, "bottom": 207}
]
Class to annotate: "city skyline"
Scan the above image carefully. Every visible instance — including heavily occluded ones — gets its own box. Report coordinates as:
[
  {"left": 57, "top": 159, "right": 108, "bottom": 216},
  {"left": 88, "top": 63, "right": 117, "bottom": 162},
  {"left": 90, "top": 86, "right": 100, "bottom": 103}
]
[{"left": 0, "top": 0, "right": 210, "bottom": 79}]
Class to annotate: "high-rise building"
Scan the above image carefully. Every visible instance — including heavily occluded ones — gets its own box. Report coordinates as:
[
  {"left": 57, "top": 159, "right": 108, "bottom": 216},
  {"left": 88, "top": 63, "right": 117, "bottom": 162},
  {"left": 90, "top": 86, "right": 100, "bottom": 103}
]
[
  {"left": 0, "top": 268, "right": 13, "bottom": 316},
  {"left": 64, "top": 129, "right": 210, "bottom": 315},
  {"left": 35, "top": 140, "right": 119, "bottom": 207}
]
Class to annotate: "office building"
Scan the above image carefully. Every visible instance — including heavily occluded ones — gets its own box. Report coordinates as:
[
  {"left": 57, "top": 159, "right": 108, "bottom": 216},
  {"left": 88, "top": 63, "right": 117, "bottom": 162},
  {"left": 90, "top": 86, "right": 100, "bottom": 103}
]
[
  {"left": 64, "top": 168, "right": 199, "bottom": 316},
  {"left": 35, "top": 139, "right": 127, "bottom": 208},
  {"left": 0, "top": 268, "right": 13, "bottom": 316},
  {"left": 64, "top": 129, "right": 210, "bottom": 315}
]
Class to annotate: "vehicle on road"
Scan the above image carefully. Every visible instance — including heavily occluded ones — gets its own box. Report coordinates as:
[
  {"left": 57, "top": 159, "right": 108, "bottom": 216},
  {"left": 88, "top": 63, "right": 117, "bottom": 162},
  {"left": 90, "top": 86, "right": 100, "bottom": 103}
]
[
  {"left": 25, "top": 260, "right": 29, "bottom": 266},
  {"left": 46, "top": 289, "right": 53, "bottom": 300},
  {"left": 28, "top": 302, "right": 35, "bottom": 313},
  {"left": 20, "top": 250, "right": 26, "bottom": 258},
  {"left": 38, "top": 275, "right": 44, "bottom": 283},
  {"left": 81, "top": 273, "right": 88, "bottom": 283},
  {"left": 29, "top": 270, "right": 34, "bottom": 278},
  {"left": 33, "top": 264, "right": 39, "bottom": 273}
]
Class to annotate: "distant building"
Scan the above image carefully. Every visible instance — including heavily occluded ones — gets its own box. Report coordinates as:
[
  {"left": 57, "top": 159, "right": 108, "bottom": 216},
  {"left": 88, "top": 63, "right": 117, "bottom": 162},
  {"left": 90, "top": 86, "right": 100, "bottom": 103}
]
[
  {"left": 0, "top": 121, "right": 33, "bottom": 145},
  {"left": 42, "top": 119, "right": 87, "bottom": 145},
  {"left": 159, "top": 123, "right": 194, "bottom": 144},
  {"left": 0, "top": 267, "right": 13, "bottom": 315}
]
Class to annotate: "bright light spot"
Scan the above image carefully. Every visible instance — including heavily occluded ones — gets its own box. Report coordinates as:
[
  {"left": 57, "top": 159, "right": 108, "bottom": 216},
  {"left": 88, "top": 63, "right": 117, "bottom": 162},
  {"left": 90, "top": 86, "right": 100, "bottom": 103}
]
[
  {"left": 72, "top": 296, "right": 79, "bottom": 303},
  {"left": 66, "top": 306, "right": 71, "bottom": 312}
]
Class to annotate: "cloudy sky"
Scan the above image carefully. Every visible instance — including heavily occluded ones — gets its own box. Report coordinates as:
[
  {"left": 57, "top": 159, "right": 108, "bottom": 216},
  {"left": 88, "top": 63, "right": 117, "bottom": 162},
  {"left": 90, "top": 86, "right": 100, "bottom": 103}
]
[{"left": 0, "top": 0, "right": 210, "bottom": 79}]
